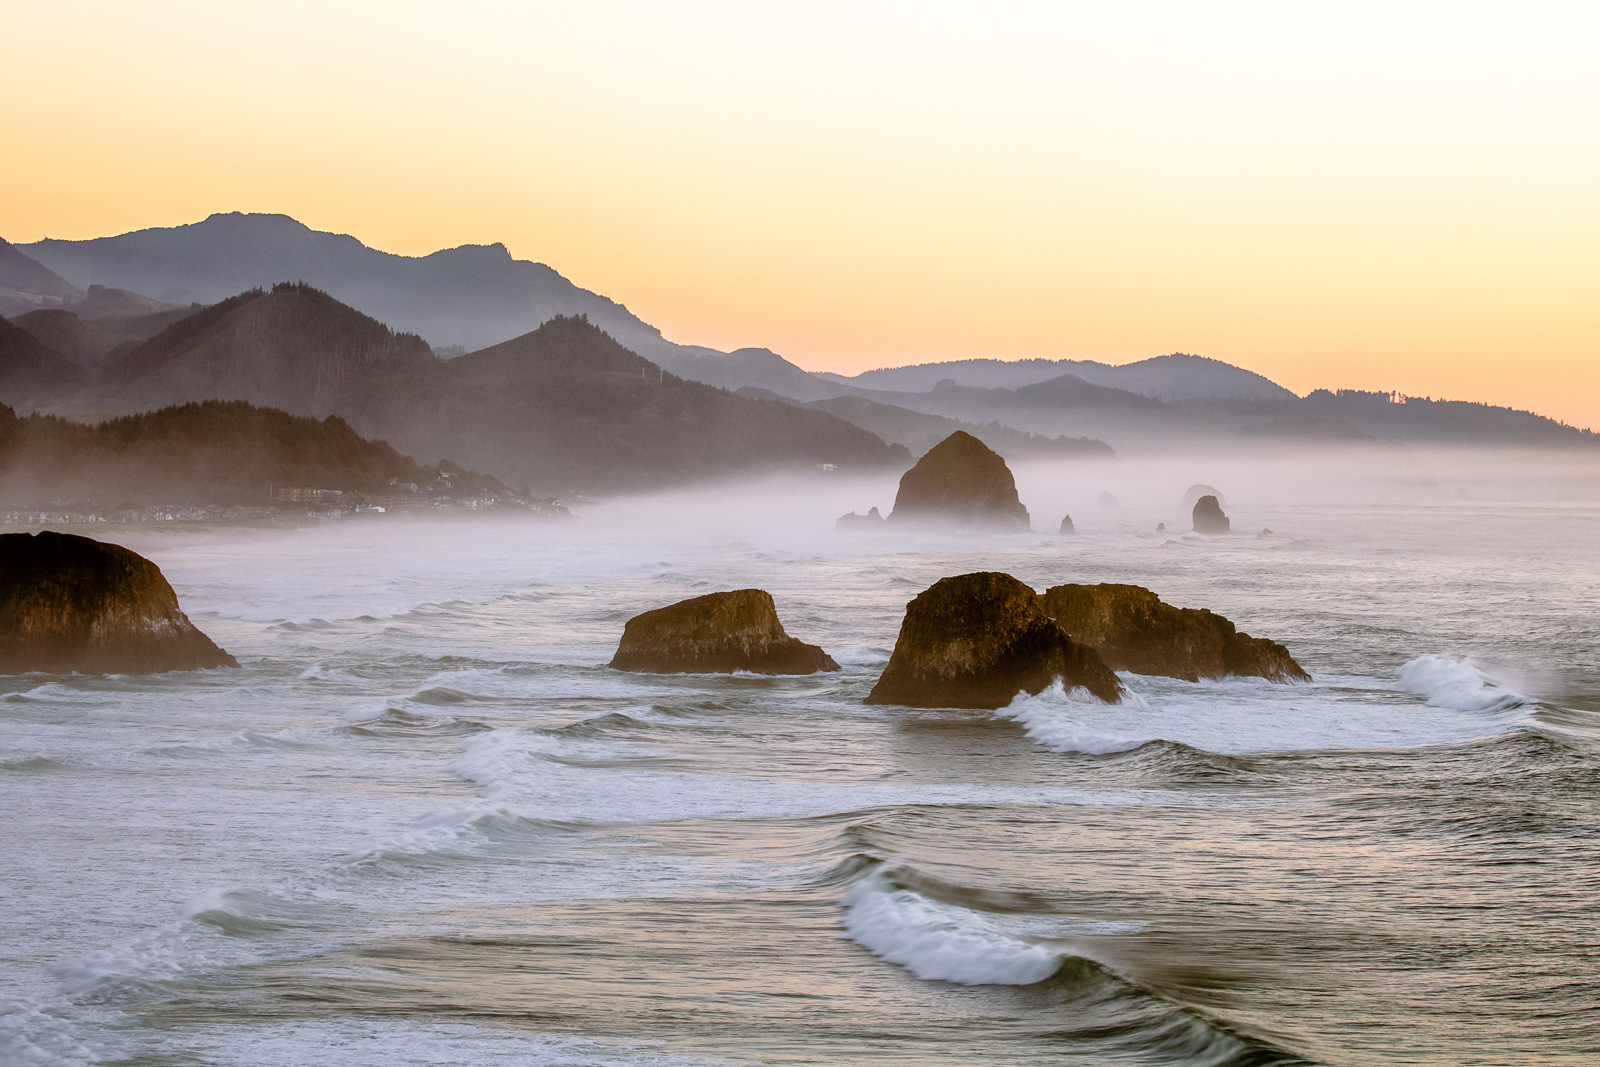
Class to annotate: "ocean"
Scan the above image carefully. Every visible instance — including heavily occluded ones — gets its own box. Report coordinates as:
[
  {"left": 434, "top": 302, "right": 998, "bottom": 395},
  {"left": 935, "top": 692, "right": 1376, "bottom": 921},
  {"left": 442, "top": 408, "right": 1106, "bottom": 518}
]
[{"left": 3, "top": 457, "right": 1598, "bottom": 1066}]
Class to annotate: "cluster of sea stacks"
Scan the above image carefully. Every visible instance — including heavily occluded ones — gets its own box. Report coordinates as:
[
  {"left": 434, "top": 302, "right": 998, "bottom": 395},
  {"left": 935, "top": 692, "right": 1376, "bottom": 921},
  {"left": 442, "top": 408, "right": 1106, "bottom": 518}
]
[
  {"left": 608, "top": 572, "right": 1307, "bottom": 708},
  {"left": 838, "top": 431, "right": 1239, "bottom": 536},
  {"left": 0, "top": 530, "right": 1306, "bottom": 713}
]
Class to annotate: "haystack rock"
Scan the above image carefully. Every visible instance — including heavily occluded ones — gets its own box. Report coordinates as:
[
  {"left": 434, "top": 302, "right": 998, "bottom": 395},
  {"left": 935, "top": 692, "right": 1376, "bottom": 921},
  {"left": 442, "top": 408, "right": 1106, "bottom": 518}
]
[
  {"left": 1058, "top": 514, "right": 1075, "bottom": 535},
  {"left": 1037, "top": 582, "right": 1309, "bottom": 683},
  {"left": 1098, "top": 491, "right": 1120, "bottom": 509},
  {"left": 866, "top": 572, "right": 1121, "bottom": 708},
  {"left": 1192, "top": 494, "right": 1230, "bottom": 534},
  {"left": 887, "top": 432, "right": 1030, "bottom": 531},
  {"left": 836, "top": 507, "right": 885, "bottom": 530},
  {"left": 1181, "top": 484, "right": 1227, "bottom": 511},
  {"left": 0, "top": 531, "right": 238, "bottom": 674},
  {"left": 610, "top": 589, "right": 838, "bottom": 675}
]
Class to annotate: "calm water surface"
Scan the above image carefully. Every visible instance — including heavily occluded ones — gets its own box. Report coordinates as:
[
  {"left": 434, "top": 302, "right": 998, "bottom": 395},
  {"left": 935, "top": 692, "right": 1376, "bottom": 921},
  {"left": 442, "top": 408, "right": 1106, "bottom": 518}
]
[{"left": 2, "top": 487, "right": 1597, "bottom": 1066}]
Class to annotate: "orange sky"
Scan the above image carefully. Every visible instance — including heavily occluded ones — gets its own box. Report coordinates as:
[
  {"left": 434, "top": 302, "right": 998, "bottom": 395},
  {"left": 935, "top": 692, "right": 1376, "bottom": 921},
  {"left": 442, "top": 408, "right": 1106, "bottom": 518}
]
[{"left": 4, "top": 1, "right": 1598, "bottom": 428}]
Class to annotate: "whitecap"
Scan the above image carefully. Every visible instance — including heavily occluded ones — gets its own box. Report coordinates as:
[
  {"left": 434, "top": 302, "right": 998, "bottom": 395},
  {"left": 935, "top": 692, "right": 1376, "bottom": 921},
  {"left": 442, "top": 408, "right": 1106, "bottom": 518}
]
[{"left": 839, "top": 875, "right": 1061, "bottom": 985}]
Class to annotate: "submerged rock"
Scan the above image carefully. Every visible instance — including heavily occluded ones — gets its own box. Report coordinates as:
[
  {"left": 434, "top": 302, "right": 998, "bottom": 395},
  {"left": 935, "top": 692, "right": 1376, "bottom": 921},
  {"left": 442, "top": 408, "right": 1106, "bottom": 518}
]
[
  {"left": 1037, "top": 582, "right": 1309, "bottom": 683},
  {"left": 887, "top": 432, "right": 1029, "bottom": 531},
  {"left": 866, "top": 572, "right": 1122, "bottom": 708},
  {"left": 1058, "top": 514, "right": 1075, "bottom": 535},
  {"left": 0, "top": 531, "right": 238, "bottom": 675},
  {"left": 836, "top": 507, "right": 885, "bottom": 530},
  {"left": 610, "top": 589, "right": 838, "bottom": 675},
  {"left": 1192, "top": 494, "right": 1230, "bottom": 535}
]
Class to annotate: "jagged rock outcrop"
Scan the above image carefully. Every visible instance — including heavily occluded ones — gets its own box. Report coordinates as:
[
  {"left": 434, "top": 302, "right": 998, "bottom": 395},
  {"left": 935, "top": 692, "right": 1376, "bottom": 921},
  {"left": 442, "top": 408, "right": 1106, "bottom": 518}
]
[
  {"left": 0, "top": 532, "right": 238, "bottom": 674},
  {"left": 866, "top": 572, "right": 1122, "bottom": 708},
  {"left": 1192, "top": 494, "right": 1230, "bottom": 534},
  {"left": 1037, "top": 583, "right": 1309, "bottom": 683},
  {"left": 610, "top": 589, "right": 838, "bottom": 675},
  {"left": 836, "top": 507, "right": 885, "bottom": 530},
  {"left": 1058, "top": 514, "right": 1075, "bottom": 535},
  {"left": 887, "top": 431, "right": 1030, "bottom": 531}
]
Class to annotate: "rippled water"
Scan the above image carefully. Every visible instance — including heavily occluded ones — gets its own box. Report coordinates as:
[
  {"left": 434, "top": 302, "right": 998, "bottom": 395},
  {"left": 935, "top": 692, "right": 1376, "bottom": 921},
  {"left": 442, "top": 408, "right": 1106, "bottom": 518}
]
[{"left": 3, "top": 474, "right": 1598, "bottom": 1066}]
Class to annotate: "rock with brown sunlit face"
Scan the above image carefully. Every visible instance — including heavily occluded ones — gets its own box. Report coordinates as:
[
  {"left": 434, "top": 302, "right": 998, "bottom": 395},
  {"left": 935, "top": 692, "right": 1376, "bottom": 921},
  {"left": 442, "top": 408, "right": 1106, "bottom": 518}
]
[
  {"left": 0, "top": 531, "right": 238, "bottom": 675},
  {"left": 610, "top": 589, "right": 838, "bottom": 675},
  {"left": 866, "top": 572, "right": 1121, "bottom": 708},
  {"left": 1037, "top": 582, "right": 1309, "bottom": 683}
]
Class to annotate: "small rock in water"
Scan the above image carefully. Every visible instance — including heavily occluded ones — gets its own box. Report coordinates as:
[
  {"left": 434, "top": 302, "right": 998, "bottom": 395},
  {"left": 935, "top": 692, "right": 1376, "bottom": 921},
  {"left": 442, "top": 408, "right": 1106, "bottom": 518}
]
[
  {"left": 866, "top": 572, "right": 1121, "bottom": 708},
  {"left": 1156, "top": 522, "right": 1166, "bottom": 532},
  {"left": 1260, "top": 528, "right": 1274, "bottom": 537},
  {"left": 1058, "top": 514, "right": 1075, "bottom": 535},
  {"left": 836, "top": 507, "right": 885, "bottom": 531},
  {"left": 1192, "top": 494, "right": 1230, "bottom": 535},
  {"left": 0, "top": 531, "right": 238, "bottom": 675},
  {"left": 610, "top": 589, "right": 838, "bottom": 675}
]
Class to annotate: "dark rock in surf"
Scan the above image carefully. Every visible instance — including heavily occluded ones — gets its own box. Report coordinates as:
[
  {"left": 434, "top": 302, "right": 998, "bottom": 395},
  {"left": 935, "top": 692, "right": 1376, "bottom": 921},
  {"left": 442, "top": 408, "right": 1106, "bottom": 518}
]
[
  {"left": 1192, "top": 494, "right": 1230, "bottom": 535},
  {"left": 1156, "top": 522, "right": 1166, "bottom": 532},
  {"left": 887, "top": 431, "right": 1030, "bottom": 531},
  {"left": 1181, "top": 484, "right": 1226, "bottom": 511},
  {"left": 1037, "top": 582, "right": 1309, "bottom": 683},
  {"left": 1058, "top": 514, "right": 1075, "bottom": 535},
  {"left": 866, "top": 572, "right": 1122, "bottom": 708},
  {"left": 836, "top": 507, "right": 885, "bottom": 530},
  {"left": 0, "top": 531, "right": 238, "bottom": 675},
  {"left": 610, "top": 589, "right": 838, "bottom": 675}
]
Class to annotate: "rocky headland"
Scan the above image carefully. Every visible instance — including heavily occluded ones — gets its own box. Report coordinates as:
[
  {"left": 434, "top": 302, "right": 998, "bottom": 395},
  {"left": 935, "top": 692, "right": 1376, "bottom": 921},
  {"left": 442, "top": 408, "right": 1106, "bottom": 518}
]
[
  {"left": 866, "top": 572, "right": 1122, "bottom": 708},
  {"left": 0, "top": 531, "right": 238, "bottom": 674},
  {"left": 1037, "top": 582, "right": 1309, "bottom": 683},
  {"left": 886, "top": 431, "right": 1030, "bottom": 531},
  {"left": 610, "top": 589, "right": 839, "bottom": 675}
]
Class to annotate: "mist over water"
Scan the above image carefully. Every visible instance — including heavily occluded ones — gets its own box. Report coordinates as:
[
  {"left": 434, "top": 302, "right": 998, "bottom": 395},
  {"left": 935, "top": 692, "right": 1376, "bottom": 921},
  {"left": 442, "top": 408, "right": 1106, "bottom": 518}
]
[{"left": 3, "top": 450, "right": 1598, "bottom": 1066}]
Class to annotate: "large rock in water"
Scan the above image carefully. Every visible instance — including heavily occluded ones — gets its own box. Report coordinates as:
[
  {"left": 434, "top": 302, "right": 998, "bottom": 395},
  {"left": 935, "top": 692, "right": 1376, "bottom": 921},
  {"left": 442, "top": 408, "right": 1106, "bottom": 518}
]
[
  {"left": 866, "top": 572, "right": 1121, "bottom": 708},
  {"left": 610, "top": 589, "right": 839, "bottom": 675},
  {"left": 887, "top": 432, "right": 1030, "bottom": 531},
  {"left": 1192, "top": 494, "right": 1230, "bottom": 534},
  {"left": 1037, "top": 583, "right": 1309, "bottom": 683},
  {"left": 0, "top": 531, "right": 238, "bottom": 674}
]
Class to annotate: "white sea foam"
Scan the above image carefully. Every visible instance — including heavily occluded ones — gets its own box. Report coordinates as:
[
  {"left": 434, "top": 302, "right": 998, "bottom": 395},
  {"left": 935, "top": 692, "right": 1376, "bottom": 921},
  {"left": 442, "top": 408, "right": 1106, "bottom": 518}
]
[
  {"left": 1395, "top": 654, "right": 1528, "bottom": 713},
  {"left": 831, "top": 645, "right": 892, "bottom": 668},
  {"left": 839, "top": 875, "right": 1062, "bottom": 985},
  {"left": 0, "top": 999, "right": 99, "bottom": 1067},
  {"left": 996, "top": 665, "right": 1531, "bottom": 757}
]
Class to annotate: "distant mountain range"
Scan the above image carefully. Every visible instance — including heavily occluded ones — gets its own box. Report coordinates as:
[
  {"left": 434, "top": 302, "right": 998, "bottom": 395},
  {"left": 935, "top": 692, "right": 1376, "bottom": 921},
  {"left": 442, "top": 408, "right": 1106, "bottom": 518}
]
[
  {"left": 2, "top": 213, "right": 1593, "bottom": 478},
  {"left": 3, "top": 281, "right": 908, "bottom": 491},
  {"left": 14, "top": 213, "right": 1290, "bottom": 405}
]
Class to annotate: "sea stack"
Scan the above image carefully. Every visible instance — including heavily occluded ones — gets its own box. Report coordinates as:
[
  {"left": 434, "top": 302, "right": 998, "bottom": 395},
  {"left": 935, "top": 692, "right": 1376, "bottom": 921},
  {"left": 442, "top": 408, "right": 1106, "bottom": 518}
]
[
  {"left": 836, "top": 507, "right": 885, "bottom": 530},
  {"left": 1058, "top": 514, "right": 1075, "bottom": 535},
  {"left": 0, "top": 531, "right": 238, "bottom": 675},
  {"left": 610, "top": 589, "right": 839, "bottom": 675},
  {"left": 1192, "top": 495, "right": 1230, "bottom": 535},
  {"left": 866, "top": 572, "right": 1121, "bottom": 708},
  {"left": 887, "top": 432, "right": 1030, "bottom": 531},
  {"left": 1037, "top": 582, "right": 1309, "bottom": 683}
]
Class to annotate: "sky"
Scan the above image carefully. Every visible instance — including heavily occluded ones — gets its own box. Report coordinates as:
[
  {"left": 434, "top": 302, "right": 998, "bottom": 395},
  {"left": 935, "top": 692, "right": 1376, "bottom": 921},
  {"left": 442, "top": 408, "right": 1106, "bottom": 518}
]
[{"left": 4, "top": 1, "right": 1598, "bottom": 428}]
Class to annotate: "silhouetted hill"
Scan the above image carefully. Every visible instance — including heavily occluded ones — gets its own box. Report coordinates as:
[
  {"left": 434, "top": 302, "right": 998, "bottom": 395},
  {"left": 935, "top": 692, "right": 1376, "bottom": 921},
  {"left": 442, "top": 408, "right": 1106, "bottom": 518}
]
[
  {"left": 99, "top": 282, "right": 440, "bottom": 416},
  {"left": 30, "top": 284, "right": 906, "bottom": 490},
  {"left": 754, "top": 392, "right": 1114, "bottom": 460},
  {"left": 11, "top": 303, "right": 200, "bottom": 369},
  {"left": 399, "top": 316, "right": 909, "bottom": 490},
  {"left": 0, "top": 318, "right": 84, "bottom": 410},
  {"left": 0, "top": 237, "right": 85, "bottom": 317},
  {"left": 820, "top": 353, "right": 1298, "bottom": 402},
  {"left": 0, "top": 400, "right": 509, "bottom": 507}
]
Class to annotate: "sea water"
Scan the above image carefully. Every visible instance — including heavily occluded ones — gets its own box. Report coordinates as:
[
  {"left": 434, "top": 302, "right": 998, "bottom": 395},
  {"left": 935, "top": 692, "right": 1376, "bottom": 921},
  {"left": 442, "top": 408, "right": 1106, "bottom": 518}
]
[{"left": 2, "top": 465, "right": 1598, "bottom": 1066}]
